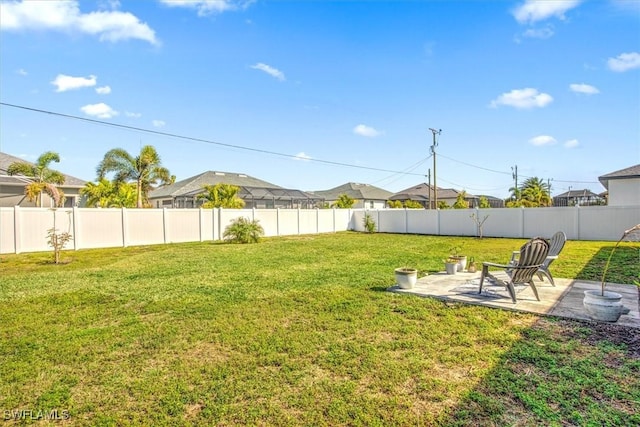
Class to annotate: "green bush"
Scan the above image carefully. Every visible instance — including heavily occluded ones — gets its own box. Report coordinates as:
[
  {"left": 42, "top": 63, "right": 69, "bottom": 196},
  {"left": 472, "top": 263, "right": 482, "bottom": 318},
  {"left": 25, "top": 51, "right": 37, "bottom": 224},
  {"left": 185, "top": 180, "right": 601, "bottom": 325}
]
[
  {"left": 223, "top": 217, "right": 264, "bottom": 244},
  {"left": 363, "top": 213, "right": 376, "bottom": 233}
]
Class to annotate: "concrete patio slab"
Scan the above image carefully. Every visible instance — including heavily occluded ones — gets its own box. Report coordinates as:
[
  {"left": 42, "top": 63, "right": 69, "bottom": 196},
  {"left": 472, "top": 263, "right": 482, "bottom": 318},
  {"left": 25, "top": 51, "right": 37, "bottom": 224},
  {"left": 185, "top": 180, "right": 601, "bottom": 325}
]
[{"left": 389, "top": 271, "right": 640, "bottom": 328}]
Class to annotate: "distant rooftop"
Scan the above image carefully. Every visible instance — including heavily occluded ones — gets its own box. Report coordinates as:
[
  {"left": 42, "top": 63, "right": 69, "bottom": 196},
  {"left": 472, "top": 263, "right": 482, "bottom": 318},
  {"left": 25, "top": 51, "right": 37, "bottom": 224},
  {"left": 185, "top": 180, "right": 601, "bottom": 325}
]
[
  {"left": 311, "top": 182, "right": 393, "bottom": 200},
  {"left": 598, "top": 164, "right": 640, "bottom": 189},
  {"left": 0, "top": 152, "right": 86, "bottom": 187}
]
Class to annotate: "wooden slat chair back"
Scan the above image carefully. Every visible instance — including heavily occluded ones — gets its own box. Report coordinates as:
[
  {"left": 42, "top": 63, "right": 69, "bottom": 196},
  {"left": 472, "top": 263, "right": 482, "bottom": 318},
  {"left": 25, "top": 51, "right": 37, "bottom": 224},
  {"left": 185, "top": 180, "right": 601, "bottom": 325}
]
[
  {"left": 479, "top": 237, "right": 550, "bottom": 303},
  {"left": 535, "top": 231, "right": 567, "bottom": 285}
]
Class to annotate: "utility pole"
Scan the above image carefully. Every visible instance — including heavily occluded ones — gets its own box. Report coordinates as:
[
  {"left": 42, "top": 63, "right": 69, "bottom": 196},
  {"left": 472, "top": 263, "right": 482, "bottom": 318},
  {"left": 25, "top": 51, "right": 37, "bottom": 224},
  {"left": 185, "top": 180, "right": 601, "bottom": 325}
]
[
  {"left": 429, "top": 128, "right": 441, "bottom": 208},
  {"left": 427, "top": 168, "right": 431, "bottom": 209},
  {"left": 511, "top": 165, "right": 518, "bottom": 201}
]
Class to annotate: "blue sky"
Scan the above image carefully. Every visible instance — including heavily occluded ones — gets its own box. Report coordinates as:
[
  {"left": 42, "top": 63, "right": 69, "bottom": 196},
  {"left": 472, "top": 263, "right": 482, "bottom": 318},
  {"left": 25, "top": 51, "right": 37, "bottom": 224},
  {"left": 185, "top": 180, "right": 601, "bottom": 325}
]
[{"left": 1, "top": 0, "right": 639, "bottom": 198}]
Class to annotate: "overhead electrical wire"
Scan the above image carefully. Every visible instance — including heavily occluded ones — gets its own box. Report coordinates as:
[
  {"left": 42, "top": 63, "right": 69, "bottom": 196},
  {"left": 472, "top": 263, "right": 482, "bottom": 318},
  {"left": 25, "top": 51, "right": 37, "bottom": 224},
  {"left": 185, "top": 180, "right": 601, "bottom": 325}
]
[
  {"left": 0, "top": 102, "right": 426, "bottom": 177},
  {"left": 1, "top": 102, "right": 600, "bottom": 187}
]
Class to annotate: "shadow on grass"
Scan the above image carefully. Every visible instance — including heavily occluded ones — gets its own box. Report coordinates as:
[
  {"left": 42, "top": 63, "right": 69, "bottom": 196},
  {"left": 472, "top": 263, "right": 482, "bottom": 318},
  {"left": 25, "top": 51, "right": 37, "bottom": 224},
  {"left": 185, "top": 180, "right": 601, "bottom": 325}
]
[
  {"left": 437, "top": 316, "right": 640, "bottom": 426},
  {"left": 573, "top": 245, "right": 640, "bottom": 286},
  {"left": 434, "top": 245, "right": 640, "bottom": 425}
]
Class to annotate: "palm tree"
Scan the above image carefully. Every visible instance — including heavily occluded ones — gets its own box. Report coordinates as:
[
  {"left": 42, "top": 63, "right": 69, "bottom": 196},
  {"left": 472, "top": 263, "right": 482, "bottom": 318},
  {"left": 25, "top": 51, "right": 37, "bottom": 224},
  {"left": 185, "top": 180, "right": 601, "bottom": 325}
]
[
  {"left": 96, "top": 145, "right": 171, "bottom": 208},
  {"left": 331, "top": 193, "right": 355, "bottom": 208},
  {"left": 81, "top": 178, "right": 113, "bottom": 208},
  {"left": 197, "top": 183, "right": 245, "bottom": 209},
  {"left": 81, "top": 178, "right": 137, "bottom": 208},
  {"left": 7, "top": 151, "right": 66, "bottom": 207},
  {"left": 453, "top": 190, "right": 469, "bottom": 209},
  {"left": 520, "top": 177, "right": 552, "bottom": 207}
]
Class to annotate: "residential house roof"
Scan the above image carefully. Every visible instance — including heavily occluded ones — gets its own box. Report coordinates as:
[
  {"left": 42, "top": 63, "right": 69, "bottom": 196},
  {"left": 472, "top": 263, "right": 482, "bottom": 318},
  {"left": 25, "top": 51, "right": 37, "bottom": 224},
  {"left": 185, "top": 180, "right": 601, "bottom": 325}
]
[
  {"left": 149, "top": 170, "right": 283, "bottom": 199},
  {"left": 311, "top": 182, "right": 393, "bottom": 201},
  {"left": 554, "top": 189, "right": 602, "bottom": 199},
  {"left": 389, "top": 183, "right": 478, "bottom": 201},
  {"left": 476, "top": 194, "right": 504, "bottom": 202},
  {"left": 0, "top": 152, "right": 86, "bottom": 187},
  {"left": 598, "top": 164, "right": 640, "bottom": 189}
]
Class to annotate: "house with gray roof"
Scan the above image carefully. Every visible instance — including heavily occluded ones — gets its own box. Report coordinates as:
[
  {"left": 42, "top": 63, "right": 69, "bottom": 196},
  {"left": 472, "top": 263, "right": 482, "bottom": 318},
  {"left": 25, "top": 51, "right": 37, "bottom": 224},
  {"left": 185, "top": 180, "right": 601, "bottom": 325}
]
[
  {"left": 310, "top": 182, "right": 393, "bottom": 209},
  {"left": 389, "top": 183, "right": 480, "bottom": 209},
  {"left": 598, "top": 164, "right": 640, "bottom": 206},
  {"left": 0, "top": 152, "right": 87, "bottom": 207},
  {"left": 553, "top": 189, "right": 605, "bottom": 207},
  {"left": 148, "top": 170, "right": 323, "bottom": 209}
]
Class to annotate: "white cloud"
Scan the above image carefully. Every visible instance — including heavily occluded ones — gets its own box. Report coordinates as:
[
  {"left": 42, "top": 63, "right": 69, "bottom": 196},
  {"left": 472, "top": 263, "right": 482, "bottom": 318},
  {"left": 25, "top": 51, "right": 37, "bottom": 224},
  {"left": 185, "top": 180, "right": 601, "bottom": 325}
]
[
  {"left": 607, "top": 52, "right": 640, "bottom": 72},
  {"left": 522, "top": 26, "right": 554, "bottom": 39},
  {"left": 564, "top": 139, "right": 579, "bottom": 148},
  {"left": 17, "top": 68, "right": 27, "bottom": 76},
  {"left": 51, "top": 74, "right": 97, "bottom": 92},
  {"left": 80, "top": 103, "right": 118, "bottom": 119},
  {"left": 512, "top": 0, "right": 581, "bottom": 24},
  {"left": 569, "top": 83, "right": 599, "bottom": 95},
  {"left": 490, "top": 88, "right": 553, "bottom": 109},
  {"left": 250, "top": 63, "right": 285, "bottom": 81},
  {"left": 125, "top": 111, "right": 141, "bottom": 118},
  {"left": 96, "top": 85, "right": 111, "bottom": 94},
  {"left": 529, "top": 135, "right": 557, "bottom": 146},
  {"left": 353, "top": 124, "right": 382, "bottom": 138},
  {"left": 158, "top": 0, "right": 252, "bottom": 16},
  {"left": 0, "top": 0, "right": 158, "bottom": 45},
  {"left": 610, "top": 0, "right": 640, "bottom": 13},
  {"left": 152, "top": 120, "right": 166, "bottom": 128},
  {"left": 294, "top": 152, "right": 311, "bottom": 161}
]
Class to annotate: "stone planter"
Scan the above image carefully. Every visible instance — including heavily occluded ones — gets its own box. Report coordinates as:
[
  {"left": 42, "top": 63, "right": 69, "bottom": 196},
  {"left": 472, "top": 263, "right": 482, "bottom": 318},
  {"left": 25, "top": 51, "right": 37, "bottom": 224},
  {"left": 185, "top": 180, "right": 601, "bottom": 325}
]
[
  {"left": 449, "top": 255, "right": 467, "bottom": 272},
  {"left": 395, "top": 268, "right": 418, "bottom": 289},
  {"left": 583, "top": 290, "right": 630, "bottom": 322},
  {"left": 444, "top": 262, "right": 458, "bottom": 275}
]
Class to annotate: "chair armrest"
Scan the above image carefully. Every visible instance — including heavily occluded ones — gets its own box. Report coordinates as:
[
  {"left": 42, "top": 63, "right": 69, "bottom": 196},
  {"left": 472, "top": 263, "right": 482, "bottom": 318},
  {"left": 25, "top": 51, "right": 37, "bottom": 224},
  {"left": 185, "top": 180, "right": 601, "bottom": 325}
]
[
  {"left": 483, "top": 261, "right": 543, "bottom": 270},
  {"left": 545, "top": 255, "right": 559, "bottom": 260},
  {"left": 482, "top": 261, "right": 511, "bottom": 268}
]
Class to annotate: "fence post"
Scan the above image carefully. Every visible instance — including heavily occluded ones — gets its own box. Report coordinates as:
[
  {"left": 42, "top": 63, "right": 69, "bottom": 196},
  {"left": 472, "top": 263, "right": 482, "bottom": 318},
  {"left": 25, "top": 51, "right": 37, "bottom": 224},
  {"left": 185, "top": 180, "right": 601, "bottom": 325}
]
[
  {"left": 297, "top": 208, "right": 301, "bottom": 235},
  {"left": 13, "top": 205, "right": 21, "bottom": 254},
  {"left": 72, "top": 206, "right": 79, "bottom": 250},
  {"left": 162, "top": 208, "right": 168, "bottom": 244},
  {"left": 199, "top": 208, "right": 204, "bottom": 242},
  {"left": 275, "top": 208, "right": 279, "bottom": 236},
  {"left": 575, "top": 204, "right": 581, "bottom": 240},
  {"left": 121, "top": 207, "right": 128, "bottom": 247},
  {"left": 405, "top": 208, "right": 408, "bottom": 234}
]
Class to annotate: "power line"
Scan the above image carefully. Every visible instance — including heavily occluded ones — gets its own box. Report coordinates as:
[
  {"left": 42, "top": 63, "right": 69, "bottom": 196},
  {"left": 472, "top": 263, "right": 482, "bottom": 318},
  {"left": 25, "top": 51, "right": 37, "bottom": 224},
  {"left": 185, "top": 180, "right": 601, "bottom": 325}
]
[
  {"left": 0, "top": 102, "right": 426, "bottom": 178},
  {"left": 438, "top": 152, "right": 599, "bottom": 185},
  {"left": 1, "top": 102, "right": 601, "bottom": 187},
  {"left": 370, "top": 155, "right": 431, "bottom": 187}
]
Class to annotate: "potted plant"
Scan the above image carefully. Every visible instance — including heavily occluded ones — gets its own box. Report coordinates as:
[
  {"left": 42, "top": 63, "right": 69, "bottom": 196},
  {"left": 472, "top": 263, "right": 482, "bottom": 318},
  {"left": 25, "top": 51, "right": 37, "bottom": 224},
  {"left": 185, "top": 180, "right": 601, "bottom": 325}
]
[
  {"left": 467, "top": 256, "right": 477, "bottom": 273},
  {"left": 449, "top": 245, "right": 467, "bottom": 272},
  {"left": 583, "top": 224, "right": 640, "bottom": 322},
  {"left": 394, "top": 267, "right": 418, "bottom": 289},
  {"left": 444, "top": 257, "right": 458, "bottom": 275}
]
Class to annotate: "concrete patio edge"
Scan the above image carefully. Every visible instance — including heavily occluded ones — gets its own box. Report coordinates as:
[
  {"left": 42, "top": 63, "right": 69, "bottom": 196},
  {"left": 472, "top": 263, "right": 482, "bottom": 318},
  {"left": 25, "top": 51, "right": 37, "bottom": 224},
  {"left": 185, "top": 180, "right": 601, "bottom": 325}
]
[{"left": 388, "top": 271, "right": 640, "bottom": 328}]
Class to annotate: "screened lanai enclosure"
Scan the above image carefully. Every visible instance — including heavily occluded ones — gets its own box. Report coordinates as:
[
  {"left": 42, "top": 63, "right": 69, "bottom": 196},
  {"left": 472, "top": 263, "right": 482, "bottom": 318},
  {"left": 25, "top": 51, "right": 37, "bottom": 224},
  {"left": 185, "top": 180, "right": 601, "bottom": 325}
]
[{"left": 170, "top": 186, "right": 325, "bottom": 209}]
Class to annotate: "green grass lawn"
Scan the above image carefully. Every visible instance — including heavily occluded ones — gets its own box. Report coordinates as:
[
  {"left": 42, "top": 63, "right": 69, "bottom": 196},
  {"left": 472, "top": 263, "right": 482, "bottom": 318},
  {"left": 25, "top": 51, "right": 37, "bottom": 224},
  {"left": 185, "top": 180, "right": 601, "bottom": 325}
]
[{"left": 1, "top": 232, "right": 638, "bottom": 426}]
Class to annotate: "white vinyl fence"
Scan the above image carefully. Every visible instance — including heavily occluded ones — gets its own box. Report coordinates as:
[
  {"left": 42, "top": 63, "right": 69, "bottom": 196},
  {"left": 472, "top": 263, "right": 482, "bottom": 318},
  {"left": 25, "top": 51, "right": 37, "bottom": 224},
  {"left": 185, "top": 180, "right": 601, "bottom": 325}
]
[
  {"left": 0, "top": 207, "right": 354, "bottom": 254},
  {"left": 1, "top": 205, "right": 639, "bottom": 254}
]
